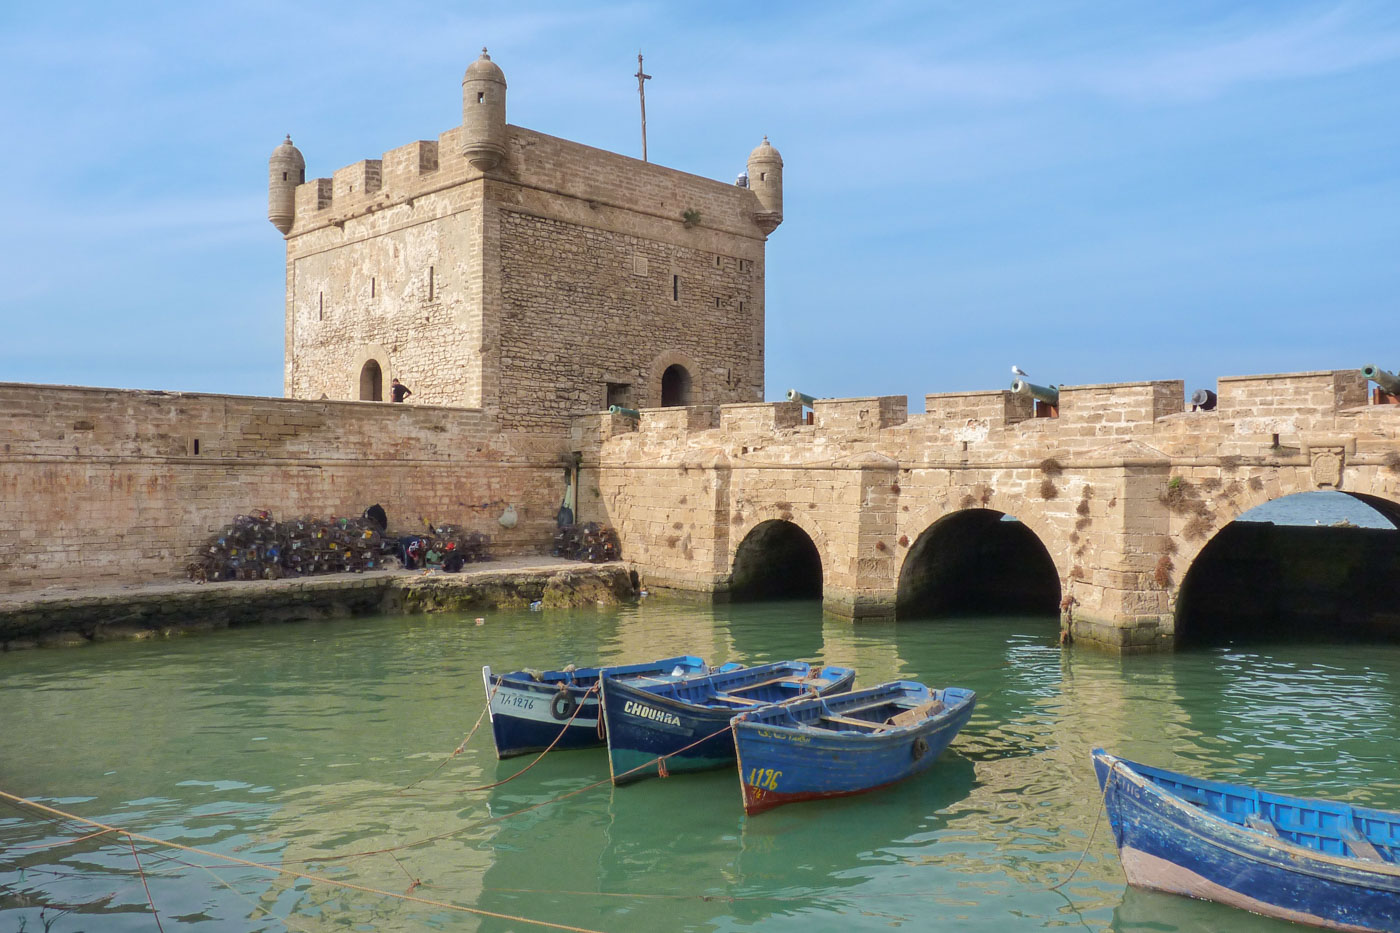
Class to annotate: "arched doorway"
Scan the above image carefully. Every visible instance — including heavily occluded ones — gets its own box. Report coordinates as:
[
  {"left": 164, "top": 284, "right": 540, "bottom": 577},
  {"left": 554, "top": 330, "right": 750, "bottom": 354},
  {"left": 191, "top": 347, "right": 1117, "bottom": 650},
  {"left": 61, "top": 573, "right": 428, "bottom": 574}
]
[
  {"left": 660, "top": 364, "right": 691, "bottom": 407},
  {"left": 359, "top": 360, "right": 383, "bottom": 401},
  {"left": 729, "top": 520, "right": 822, "bottom": 601},
  {"left": 1175, "top": 491, "right": 1400, "bottom": 645},
  {"left": 896, "top": 509, "right": 1060, "bottom": 620}
]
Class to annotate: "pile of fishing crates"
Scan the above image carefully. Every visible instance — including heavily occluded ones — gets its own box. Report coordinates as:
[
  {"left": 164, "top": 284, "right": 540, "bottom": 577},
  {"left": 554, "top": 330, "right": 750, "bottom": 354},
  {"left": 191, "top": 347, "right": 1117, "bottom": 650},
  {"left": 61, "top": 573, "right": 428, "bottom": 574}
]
[
  {"left": 188, "top": 511, "right": 491, "bottom": 581},
  {"left": 551, "top": 522, "right": 621, "bottom": 563},
  {"left": 396, "top": 525, "right": 491, "bottom": 571}
]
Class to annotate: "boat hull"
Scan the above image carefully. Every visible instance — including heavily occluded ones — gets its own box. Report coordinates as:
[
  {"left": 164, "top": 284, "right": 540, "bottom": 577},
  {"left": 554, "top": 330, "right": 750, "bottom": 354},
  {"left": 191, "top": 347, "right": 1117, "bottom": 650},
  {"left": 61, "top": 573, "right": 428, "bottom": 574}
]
[
  {"left": 1093, "top": 750, "right": 1400, "bottom": 932},
  {"left": 483, "top": 657, "right": 707, "bottom": 759},
  {"left": 601, "top": 663, "right": 856, "bottom": 785},
  {"left": 733, "top": 683, "right": 976, "bottom": 815}
]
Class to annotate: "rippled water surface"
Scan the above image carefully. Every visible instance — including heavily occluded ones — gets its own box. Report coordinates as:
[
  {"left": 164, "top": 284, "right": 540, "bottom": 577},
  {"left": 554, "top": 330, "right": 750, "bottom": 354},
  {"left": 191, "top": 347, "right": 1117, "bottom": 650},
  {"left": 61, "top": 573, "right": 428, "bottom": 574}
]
[{"left": 3, "top": 601, "right": 1398, "bottom": 931}]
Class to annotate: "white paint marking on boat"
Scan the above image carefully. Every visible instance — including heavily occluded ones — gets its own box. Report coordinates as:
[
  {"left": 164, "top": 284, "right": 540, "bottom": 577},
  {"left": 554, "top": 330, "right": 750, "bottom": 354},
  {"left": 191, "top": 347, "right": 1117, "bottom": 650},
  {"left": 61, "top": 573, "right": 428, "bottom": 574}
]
[{"left": 481, "top": 665, "right": 494, "bottom": 722}]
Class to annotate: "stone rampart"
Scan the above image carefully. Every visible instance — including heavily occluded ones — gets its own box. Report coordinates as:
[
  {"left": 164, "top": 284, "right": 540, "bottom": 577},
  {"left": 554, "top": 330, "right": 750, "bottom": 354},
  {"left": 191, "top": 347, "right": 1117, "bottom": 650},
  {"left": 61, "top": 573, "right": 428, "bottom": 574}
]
[
  {"left": 0, "top": 384, "right": 568, "bottom": 594},
  {"left": 574, "top": 370, "right": 1400, "bottom": 651}
]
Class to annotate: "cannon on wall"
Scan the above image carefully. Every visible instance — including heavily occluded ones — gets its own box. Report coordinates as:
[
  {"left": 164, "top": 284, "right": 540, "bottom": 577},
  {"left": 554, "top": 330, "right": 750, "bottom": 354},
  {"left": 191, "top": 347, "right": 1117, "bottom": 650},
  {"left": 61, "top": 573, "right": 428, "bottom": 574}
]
[
  {"left": 1362, "top": 364, "right": 1400, "bottom": 397},
  {"left": 1011, "top": 379, "right": 1060, "bottom": 407},
  {"left": 785, "top": 388, "right": 817, "bottom": 408},
  {"left": 1190, "top": 388, "right": 1218, "bottom": 411},
  {"left": 608, "top": 404, "right": 641, "bottom": 419}
]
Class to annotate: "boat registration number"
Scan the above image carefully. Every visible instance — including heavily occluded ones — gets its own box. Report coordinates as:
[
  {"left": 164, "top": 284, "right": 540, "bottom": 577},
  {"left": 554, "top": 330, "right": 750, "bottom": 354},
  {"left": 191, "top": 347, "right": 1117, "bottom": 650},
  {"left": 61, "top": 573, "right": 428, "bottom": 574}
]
[
  {"left": 747, "top": 767, "right": 782, "bottom": 790},
  {"left": 497, "top": 693, "right": 538, "bottom": 710}
]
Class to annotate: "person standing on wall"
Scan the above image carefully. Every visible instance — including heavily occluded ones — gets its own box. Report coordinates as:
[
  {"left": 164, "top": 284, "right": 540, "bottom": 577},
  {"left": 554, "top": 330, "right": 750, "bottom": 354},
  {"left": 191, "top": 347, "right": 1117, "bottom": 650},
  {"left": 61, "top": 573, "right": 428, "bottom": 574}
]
[{"left": 390, "top": 378, "right": 412, "bottom": 403}]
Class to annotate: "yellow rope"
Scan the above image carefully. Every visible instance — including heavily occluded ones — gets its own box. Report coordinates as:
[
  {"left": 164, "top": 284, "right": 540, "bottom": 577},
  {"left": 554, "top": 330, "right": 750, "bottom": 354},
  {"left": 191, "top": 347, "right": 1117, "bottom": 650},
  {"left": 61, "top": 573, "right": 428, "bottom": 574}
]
[
  {"left": 397, "top": 678, "right": 500, "bottom": 793},
  {"left": 0, "top": 788, "right": 608, "bottom": 933}
]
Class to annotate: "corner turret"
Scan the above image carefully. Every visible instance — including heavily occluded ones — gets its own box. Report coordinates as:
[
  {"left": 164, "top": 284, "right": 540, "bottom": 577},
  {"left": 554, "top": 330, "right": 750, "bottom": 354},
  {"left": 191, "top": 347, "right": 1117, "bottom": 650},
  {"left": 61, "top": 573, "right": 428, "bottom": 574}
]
[
  {"left": 462, "top": 48, "right": 507, "bottom": 172},
  {"left": 268, "top": 135, "right": 305, "bottom": 235},
  {"left": 747, "top": 136, "right": 783, "bottom": 235}
]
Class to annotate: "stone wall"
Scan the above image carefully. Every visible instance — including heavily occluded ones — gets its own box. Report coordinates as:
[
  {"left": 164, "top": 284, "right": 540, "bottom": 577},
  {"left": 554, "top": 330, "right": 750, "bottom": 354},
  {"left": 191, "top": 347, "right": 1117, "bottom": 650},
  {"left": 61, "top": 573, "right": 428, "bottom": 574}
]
[
  {"left": 495, "top": 208, "right": 761, "bottom": 431},
  {"left": 287, "top": 194, "right": 482, "bottom": 407},
  {"left": 0, "top": 384, "right": 568, "bottom": 594}
]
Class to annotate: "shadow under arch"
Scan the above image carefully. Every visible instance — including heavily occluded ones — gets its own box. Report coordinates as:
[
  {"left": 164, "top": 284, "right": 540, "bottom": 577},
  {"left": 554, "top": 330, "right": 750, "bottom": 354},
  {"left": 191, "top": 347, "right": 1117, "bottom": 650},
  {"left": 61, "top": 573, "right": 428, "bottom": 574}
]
[
  {"left": 1175, "top": 491, "right": 1400, "bottom": 646},
  {"left": 896, "top": 508, "right": 1060, "bottom": 620},
  {"left": 729, "top": 519, "right": 822, "bottom": 602}
]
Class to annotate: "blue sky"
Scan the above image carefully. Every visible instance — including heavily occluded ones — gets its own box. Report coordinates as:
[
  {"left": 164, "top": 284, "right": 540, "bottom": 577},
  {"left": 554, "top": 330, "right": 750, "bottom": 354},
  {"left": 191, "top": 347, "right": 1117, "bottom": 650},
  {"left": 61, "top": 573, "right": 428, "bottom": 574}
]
[{"left": 1, "top": 1, "right": 1396, "bottom": 406}]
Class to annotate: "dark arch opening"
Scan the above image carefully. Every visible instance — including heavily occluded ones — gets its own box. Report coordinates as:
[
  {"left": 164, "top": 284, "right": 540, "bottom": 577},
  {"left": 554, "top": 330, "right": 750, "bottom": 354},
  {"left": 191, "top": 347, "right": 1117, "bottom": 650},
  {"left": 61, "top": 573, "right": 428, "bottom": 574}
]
[
  {"left": 1175, "top": 491, "right": 1400, "bottom": 646},
  {"left": 729, "top": 520, "right": 822, "bottom": 601},
  {"left": 660, "top": 364, "right": 691, "bottom": 407},
  {"left": 896, "top": 509, "right": 1060, "bottom": 620},
  {"left": 359, "top": 360, "right": 383, "bottom": 401}
]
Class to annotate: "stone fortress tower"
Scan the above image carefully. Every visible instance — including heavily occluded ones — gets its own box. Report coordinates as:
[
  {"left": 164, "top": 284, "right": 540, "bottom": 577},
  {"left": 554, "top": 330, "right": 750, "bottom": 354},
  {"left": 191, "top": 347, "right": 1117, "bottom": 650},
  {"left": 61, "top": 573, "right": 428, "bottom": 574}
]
[{"left": 270, "top": 49, "right": 783, "bottom": 432}]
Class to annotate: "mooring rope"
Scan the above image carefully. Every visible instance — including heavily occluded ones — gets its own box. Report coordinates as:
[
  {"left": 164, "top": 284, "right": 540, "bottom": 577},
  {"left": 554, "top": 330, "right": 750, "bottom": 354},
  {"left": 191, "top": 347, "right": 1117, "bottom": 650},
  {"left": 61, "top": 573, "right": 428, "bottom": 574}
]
[
  {"left": 448, "top": 683, "right": 601, "bottom": 794},
  {"left": 0, "top": 788, "right": 610, "bottom": 933},
  {"left": 1047, "top": 762, "right": 1116, "bottom": 891},
  {"left": 125, "top": 832, "right": 167, "bottom": 933},
  {"left": 397, "top": 679, "right": 503, "bottom": 793}
]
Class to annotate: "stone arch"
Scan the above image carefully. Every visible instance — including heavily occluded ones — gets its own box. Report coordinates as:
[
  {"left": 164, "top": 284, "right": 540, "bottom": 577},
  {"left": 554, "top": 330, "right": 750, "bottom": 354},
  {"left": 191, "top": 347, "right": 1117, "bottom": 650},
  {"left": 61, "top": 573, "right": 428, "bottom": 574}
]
[
  {"left": 349, "top": 344, "right": 394, "bottom": 402},
  {"left": 644, "top": 351, "right": 702, "bottom": 409},
  {"left": 727, "top": 506, "right": 830, "bottom": 592},
  {"left": 1173, "top": 471, "right": 1400, "bottom": 645},
  {"left": 1170, "top": 466, "right": 1400, "bottom": 579},
  {"left": 729, "top": 517, "right": 824, "bottom": 601},
  {"left": 359, "top": 360, "right": 383, "bottom": 401},
  {"left": 896, "top": 502, "right": 1062, "bottom": 620},
  {"left": 901, "top": 491, "right": 1071, "bottom": 586}
]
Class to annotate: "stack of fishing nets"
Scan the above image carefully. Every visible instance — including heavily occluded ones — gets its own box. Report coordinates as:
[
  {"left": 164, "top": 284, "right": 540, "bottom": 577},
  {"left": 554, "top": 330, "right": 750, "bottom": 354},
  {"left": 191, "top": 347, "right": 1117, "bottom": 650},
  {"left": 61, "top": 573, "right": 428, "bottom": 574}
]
[{"left": 551, "top": 522, "right": 621, "bottom": 563}]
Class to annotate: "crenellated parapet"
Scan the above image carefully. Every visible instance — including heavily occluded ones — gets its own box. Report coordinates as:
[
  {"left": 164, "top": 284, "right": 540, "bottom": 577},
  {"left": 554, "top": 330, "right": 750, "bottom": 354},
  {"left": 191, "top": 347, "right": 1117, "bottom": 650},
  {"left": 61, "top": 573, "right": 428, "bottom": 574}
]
[
  {"left": 270, "top": 50, "right": 779, "bottom": 243},
  {"left": 578, "top": 371, "right": 1389, "bottom": 457}
]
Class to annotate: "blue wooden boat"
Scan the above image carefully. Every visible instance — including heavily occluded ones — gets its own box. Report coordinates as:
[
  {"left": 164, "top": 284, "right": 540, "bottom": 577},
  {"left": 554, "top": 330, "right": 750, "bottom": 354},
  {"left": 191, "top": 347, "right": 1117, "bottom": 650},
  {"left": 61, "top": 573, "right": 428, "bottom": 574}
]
[
  {"left": 731, "top": 681, "right": 976, "bottom": 815},
  {"left": 1092, "top": 748, "right": 1400, "bottom": 931},
  {"left": 481, "top": 656, "right": 721, "bottom": 758},
  {"left": 601, "top": 660, "right": 856, "bottom": 785}
]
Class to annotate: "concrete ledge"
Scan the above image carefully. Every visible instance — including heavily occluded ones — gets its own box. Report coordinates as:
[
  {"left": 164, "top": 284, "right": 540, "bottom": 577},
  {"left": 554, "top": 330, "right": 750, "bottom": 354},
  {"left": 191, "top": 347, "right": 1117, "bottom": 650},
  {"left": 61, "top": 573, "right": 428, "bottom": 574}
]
[{"left": 0, "top": 559, "right": 634, "bottom": 650}]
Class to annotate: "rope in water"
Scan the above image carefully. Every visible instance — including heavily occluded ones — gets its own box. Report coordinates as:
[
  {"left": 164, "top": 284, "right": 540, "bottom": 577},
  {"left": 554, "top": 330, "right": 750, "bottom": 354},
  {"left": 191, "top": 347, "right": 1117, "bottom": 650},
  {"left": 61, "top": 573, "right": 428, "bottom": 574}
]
[
  {"left": 0, "top": 720, "right": 735, "bottom": 929},
  {"left": 396, "top": 679, "right": 500, "bottom": 793},
  {"left": 448, "top": 683, "right": 601, "bottom": 794},
  {"left": 0, "top": 788, "right": 610, "bottom": 933},
  {"left": 1047, "top": 762, "right": 1115, "bottom": 891}
]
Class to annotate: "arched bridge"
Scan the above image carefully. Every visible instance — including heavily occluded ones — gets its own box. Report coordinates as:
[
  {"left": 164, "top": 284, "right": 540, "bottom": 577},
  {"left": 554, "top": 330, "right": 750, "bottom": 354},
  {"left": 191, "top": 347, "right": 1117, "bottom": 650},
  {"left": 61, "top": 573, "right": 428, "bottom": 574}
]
[{"left": 573, "top": 369, "right": 1400, "bottom": 652}]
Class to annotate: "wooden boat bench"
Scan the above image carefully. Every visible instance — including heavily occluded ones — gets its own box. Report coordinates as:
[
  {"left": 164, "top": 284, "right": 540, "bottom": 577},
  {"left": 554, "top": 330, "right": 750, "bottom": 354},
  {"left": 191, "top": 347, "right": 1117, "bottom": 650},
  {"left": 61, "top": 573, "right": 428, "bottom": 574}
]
[
  {"left": 885, "top": 699, "right": 945, "bottom": 728},
  {"left": 1340, "top": 824, "right": 1386, "bottom": 862},
  {"left": 820, "top": 714, "right": 888, "bottom": 731},
  {"left": 710, "top": 694, "right": 768, "bottom": 706},
  {"left": 1245, "top": 813, "right": 1281, "bottom": 837}
]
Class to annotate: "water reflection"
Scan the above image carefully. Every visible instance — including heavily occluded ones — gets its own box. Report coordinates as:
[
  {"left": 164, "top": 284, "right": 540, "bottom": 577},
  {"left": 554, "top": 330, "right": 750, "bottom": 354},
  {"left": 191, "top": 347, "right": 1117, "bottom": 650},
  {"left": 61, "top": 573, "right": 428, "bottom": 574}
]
[{"left": 2, "top": 603, "right": 1399, "bottom": 931}]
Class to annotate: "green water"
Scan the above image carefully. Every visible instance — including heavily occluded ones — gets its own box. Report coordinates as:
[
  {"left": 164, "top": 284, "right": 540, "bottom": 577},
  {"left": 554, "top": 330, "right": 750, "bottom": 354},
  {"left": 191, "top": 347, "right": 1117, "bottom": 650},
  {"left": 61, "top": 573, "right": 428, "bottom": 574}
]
[{"left": 2, "top": 601, "right": 1398, "bottom": 932}]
